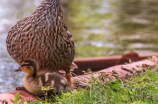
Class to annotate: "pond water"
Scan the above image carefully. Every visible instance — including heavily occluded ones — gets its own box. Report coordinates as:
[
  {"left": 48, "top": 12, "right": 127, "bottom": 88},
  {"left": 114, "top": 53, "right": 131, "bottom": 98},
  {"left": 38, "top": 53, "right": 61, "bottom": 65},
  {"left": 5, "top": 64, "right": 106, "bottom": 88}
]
[{"left": 0, "top": 0, "right": 158, "bottom": 93}]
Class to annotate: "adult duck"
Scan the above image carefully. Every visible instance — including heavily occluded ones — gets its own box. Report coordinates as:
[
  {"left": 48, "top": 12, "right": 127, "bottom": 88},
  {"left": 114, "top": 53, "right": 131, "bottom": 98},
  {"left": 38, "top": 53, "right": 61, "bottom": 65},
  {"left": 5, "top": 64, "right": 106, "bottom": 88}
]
[{"left": 6, "top": 0, "right": 76, "bottom": 87}]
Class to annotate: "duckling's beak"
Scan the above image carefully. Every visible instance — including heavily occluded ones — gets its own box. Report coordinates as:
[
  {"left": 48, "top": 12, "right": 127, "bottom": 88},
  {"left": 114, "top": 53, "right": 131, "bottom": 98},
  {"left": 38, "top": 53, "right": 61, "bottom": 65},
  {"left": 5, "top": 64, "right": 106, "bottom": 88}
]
[{"left": 15, "top": 67, "right": 22, "bottom": 72}]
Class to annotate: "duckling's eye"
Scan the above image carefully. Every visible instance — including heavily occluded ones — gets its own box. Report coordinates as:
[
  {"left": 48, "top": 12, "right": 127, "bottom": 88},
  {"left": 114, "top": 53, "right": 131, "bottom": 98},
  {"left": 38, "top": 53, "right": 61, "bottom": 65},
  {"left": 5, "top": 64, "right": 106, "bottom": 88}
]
[{"left": 27, "top": 66, "right": 30, "bottom": 69}]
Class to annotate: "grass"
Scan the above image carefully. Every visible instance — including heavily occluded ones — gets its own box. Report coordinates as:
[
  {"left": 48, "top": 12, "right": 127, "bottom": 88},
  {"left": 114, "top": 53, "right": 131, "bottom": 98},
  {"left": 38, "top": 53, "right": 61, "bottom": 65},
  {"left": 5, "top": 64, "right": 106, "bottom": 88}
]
[
  {"left": 14, "top": 67, "right": 158, "bottom": 104},
  {"left": 53, "top": 69, "right": 158, "bottom": 104}
]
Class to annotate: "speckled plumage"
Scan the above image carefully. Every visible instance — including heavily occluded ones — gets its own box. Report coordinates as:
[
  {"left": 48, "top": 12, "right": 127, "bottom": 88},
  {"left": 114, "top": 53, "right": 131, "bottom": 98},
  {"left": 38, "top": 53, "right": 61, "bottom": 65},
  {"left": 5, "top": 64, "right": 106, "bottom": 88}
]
[
  {"left": 6, "top": 0, "right": 75, "bottom": 72},
  {"left": 23, "top": 71, "right": 70, "bottom": 94}
]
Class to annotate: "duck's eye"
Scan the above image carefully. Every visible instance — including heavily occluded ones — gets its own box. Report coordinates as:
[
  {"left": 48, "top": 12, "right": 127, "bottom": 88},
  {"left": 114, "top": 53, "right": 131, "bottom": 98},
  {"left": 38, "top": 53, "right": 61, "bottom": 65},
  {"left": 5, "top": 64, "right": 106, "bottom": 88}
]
[{"left": 27, "top": 66, "right": 30, "bottom": 69}]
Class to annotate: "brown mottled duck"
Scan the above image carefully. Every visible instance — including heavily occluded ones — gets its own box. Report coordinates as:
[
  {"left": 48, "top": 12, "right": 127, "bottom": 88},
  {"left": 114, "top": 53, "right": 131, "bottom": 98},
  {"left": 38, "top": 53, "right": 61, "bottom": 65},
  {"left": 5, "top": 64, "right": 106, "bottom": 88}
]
[
  {"left": 6, "top": 0, "right": 77, "bottom": 87},
  {"left": 18, "top": 59, "right": 71, "bottom": 95}
]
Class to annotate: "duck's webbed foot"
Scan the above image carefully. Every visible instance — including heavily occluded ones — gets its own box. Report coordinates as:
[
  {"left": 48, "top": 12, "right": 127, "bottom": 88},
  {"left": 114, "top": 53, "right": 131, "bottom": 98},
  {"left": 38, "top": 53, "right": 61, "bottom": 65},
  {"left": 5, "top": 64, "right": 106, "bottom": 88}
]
[{"left": 16, "top": 86, "right": 28, "bottom": 92}]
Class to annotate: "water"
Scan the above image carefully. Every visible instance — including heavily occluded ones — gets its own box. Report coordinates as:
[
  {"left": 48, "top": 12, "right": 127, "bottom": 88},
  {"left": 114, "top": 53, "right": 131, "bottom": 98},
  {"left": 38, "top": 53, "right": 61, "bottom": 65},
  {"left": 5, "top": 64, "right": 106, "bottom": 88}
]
[{"left": 0, "top": 0, "right": 158, "bottom": 93}]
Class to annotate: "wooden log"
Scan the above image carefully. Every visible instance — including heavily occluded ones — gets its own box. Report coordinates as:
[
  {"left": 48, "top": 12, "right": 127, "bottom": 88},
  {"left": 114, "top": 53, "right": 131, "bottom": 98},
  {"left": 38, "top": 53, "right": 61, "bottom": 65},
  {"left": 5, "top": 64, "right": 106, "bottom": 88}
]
[
  {"left": 73, "top": 53, "right": 158, "bottom": 75},
  {"left": 72, "top": 56, "right": 158, "bottom": 83},
  {"left": 0, "top": 90, "right": 37, "bottom": 104}
]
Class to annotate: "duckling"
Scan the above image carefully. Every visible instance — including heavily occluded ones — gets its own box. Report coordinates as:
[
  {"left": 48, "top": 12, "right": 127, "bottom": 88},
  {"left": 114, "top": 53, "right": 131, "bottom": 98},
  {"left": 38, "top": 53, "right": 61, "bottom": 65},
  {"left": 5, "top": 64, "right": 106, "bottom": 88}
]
[
  {"left": 6, "top": 0, "right": 77, "bottom": 87},
  {"left": 19, "top": 59, "right": 71, "bottom": 95}
]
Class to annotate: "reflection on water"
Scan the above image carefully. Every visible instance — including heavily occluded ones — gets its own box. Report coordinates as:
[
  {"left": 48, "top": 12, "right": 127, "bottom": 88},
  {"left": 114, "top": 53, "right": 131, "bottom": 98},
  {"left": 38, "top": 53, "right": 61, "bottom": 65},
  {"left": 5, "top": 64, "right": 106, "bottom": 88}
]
[
  {"left": 66, "top": 0, "right": 158, "bottom": 57},
  {"left": 0, "top": 0, "right": 158, "bottom": 93}
]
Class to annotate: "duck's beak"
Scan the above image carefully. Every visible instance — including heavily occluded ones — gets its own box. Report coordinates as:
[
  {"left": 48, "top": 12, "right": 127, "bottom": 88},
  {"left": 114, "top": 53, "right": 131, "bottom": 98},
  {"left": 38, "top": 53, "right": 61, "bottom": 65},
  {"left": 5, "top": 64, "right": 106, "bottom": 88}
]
[{"left": 15, "top": 67, "right": 22, "bottom": 72}]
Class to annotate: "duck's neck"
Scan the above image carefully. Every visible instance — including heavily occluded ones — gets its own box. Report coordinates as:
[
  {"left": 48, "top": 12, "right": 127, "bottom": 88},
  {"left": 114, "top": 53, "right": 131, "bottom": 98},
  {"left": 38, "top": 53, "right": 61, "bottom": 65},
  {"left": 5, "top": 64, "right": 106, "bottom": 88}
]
[
  {"left": 33, "top": 0, "right": 63, "bottom": 21},
  {"left": 39, "top": 0, "right": 62, "bottom": 11},
  {"left": 26, "top": 68, "right": 37, "bottom": 78}
]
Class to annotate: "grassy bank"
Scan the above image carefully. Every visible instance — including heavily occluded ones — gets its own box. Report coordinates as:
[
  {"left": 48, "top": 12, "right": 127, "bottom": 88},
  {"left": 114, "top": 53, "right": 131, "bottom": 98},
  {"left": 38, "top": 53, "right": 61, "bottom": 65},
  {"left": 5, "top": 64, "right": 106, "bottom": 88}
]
[
  {"left": 53, "top": 69, "right": 158, "bottom": 104},
  {"left": 15, "top": 68, "right": 158, "bottom": 104}
]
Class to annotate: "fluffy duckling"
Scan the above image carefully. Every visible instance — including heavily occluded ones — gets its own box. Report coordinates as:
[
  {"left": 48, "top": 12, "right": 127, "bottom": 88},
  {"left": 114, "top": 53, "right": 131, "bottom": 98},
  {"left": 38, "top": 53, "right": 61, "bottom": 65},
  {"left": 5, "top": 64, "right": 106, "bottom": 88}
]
[{"left": 19, "top": 59, "right": 71, "bottom": 95}]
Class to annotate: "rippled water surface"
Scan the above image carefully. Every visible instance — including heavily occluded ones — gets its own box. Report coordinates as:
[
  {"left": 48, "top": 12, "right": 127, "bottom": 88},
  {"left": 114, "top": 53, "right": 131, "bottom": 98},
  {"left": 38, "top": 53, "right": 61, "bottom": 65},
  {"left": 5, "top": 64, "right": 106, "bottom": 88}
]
[{"left": 0, "top": 0, "right": 158, "bottom": 93}]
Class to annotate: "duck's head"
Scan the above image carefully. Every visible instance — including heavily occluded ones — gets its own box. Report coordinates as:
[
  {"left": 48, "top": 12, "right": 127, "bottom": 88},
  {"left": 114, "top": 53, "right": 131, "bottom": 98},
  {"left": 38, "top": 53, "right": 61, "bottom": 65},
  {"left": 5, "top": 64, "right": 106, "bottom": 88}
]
[{"left": 18, "top": 59, "right": 38, "bottom": 77}]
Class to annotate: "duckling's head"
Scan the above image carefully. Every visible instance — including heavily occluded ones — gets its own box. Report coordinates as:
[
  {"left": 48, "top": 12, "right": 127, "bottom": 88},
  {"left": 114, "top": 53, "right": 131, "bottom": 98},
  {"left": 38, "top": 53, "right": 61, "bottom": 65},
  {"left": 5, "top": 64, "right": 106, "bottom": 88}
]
[{"left": 21, "top": 59, "right": 38, "bottom": 77}]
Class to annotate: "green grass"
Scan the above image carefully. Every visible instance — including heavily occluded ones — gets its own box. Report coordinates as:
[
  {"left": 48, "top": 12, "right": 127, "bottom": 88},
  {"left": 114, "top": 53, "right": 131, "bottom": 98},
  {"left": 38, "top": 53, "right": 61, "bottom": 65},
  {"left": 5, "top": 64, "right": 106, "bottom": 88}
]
[{"left": 18, "top": 68, "right": 158, "bottom": 104}]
